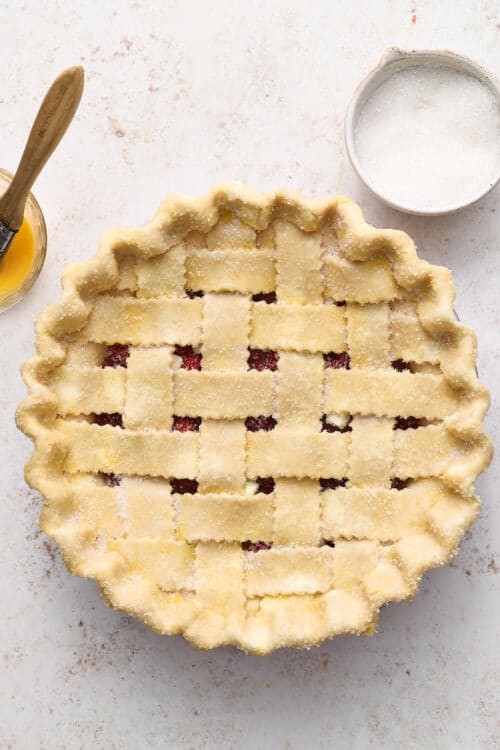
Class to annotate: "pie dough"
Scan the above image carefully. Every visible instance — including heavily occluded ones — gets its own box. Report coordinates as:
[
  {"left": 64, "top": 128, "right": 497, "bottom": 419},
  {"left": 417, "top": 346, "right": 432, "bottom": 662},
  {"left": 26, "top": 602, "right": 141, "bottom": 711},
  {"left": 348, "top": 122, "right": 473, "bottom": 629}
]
[{"left": 16, "top": 184, "right": 492, "bottom": 653}]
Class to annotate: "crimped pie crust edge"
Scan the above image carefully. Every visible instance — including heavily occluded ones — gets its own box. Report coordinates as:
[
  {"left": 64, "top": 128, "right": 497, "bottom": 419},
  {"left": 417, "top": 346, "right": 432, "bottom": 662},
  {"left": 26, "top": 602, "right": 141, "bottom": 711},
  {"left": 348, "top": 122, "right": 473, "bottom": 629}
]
[{"left": 16, "top": 182, "right": 493, "bottom": 653}]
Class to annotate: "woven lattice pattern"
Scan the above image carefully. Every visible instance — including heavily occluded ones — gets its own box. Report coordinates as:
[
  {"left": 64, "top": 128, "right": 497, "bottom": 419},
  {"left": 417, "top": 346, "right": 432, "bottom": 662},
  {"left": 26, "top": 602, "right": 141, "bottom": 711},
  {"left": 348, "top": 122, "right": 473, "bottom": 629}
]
[{"left": 18, "top": 187, "right": 491, "bottom": 653}]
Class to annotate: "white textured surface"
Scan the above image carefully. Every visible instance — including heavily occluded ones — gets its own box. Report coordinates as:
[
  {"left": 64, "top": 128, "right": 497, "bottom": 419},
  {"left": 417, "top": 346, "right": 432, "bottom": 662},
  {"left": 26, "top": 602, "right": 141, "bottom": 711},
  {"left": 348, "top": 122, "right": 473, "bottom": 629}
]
[{"left": 0, "top": 1, "right": 498, "bottom": 748}]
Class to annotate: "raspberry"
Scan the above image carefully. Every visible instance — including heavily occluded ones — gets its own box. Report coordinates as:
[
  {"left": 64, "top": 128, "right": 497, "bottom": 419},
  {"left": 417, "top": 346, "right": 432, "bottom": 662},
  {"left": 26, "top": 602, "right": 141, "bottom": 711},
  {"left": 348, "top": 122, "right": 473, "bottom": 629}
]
[
  {"left": 170, "top": 478, "right": 198, "bottom": 494},
  {"left": 247, "top": 349, "right": 279, "bottom": 371},
  {"left": 252, "top": 292, "right": 277, "bottom": 304},
  {"left": 319, "top": 477, "right": 348, "bottom": 491},
  {"left": 394, "top": 416, "right": 422, "bottom": 430},
  {"left": 256, "top": 477, "right": 275, "bottom": 495},
  {"left": 94, "top": 413, "right": 123, "bottom": 428},
  {"left": 101, "top": 472, "right": 122, "bottom": 487},
  {"left": 391, "top": 478, "right": 409, "bottom": 491},
  {"left": 102, "top": 344, "right": 129, "bottom": 368},
  {"left": 321, "top": 414, "right": 352, "bottom": 433},
  {"left": 324, "top": 352, "right": 350, "bottom": 369},
  {"left": 245, "top": 416, "right": 276, "bottom": 432},
  {"left": 173, "top": 416, "right": 201, "bottom": 432},
  {"left": 174, "top": 345, "right": 202, "bottom": 371},
  {"left": 242, "top": 541, "right": 272, "bottom": 552},
  {"left": 392, "top": 359, "right": 413, "bottom": 372}
]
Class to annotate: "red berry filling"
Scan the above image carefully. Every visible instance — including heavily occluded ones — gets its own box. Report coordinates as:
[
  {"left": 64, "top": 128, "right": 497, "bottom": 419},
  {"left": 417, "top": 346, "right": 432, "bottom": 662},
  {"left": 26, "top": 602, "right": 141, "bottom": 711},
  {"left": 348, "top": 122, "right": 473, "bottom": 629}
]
[
  {"left": 321, "top": 414, "right": 352, "bottom": 433},
  {"left": 394, "top": 416, "right": 422, "bottom": 430},
  {"left": 324, "top": 352, "right": 350, "bottom": 369},
  {"left": 173, "top": 416, "right": 201, "bottom": 432},
  {"left": 321, "top": 539, "right": 336, "bottom": 548},
  {"left": 245, "top": 416, "right": 276, "bottom": 432},
  {"left": 170, "top": 478, "right": 199, "bottom": 494},
  {"left": 242, "top": 540, "right": 273, "bottom": 552},
  {"left": 391, "top": 477, "right": 410, "bottom": 491},
  {"left": 174, "top": 345, "right": 202, "bottom": 371},
  {"left": 319, "top": 477, "right": 348, "bottom": 491},
  {"left": 252, "top": 292, "right": 277, "bottom": 304},
  {"left": 101, "top": 472, "right": 122, "bottom": 487},
  {"left": 256, "top": 477, "right": 275, "bottom": 495},
  {"left": 102, "top": 344, "right": 129, "bottom": 368},
  {"left": 94, "top": 413, "right": 123, "bottom": 428},
  {"left": 247, "top": 348, "right": 279, "bottom": 371},
  {"left": 392, "top": 359, "right": 413, "bottom": 372},
  {"left": 186, "top": 289, "right": 204, "bottom": 299}
]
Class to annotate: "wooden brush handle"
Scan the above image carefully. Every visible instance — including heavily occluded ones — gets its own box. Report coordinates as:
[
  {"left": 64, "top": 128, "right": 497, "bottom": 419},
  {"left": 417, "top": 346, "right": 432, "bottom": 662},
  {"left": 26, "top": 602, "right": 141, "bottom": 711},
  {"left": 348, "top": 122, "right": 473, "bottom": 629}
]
[{"left": 0, "top": 66, "right": 84, "bottom": 231}]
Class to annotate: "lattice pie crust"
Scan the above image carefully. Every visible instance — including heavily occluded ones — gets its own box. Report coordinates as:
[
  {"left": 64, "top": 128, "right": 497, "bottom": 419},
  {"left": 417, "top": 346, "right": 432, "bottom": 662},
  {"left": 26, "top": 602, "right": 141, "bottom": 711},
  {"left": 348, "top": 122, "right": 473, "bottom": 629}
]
[{"left": 16, "top": 184, "right": 492, "bottom": 653}]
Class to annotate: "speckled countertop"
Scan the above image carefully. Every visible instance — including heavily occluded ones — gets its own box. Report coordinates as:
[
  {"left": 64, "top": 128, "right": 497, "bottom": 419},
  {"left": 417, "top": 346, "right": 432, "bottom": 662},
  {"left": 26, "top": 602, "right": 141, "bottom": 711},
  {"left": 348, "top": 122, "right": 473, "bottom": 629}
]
[{"left": 1, "top": 1, "right": 498, "bottom": 748}]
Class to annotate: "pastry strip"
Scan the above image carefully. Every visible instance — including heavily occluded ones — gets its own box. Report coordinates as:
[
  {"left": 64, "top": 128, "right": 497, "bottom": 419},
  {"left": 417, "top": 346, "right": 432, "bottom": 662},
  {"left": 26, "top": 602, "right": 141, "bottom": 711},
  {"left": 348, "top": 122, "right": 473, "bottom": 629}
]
[
  {"left": 250, "top": 302, "right": 346, "bottom": 352},
  {"left": 178, "top": 493, "right": 274, "bottom": 542},
  {"left": 76, "top": 485, "right": 125, "bottom": 537},
  {"left": 247, "top": 431, "right": 349, "bottom": 478},
  {"left": 123, "top": 477, "right": 176, "bottom": 539},
  {"left": 394, "top": 424, "right": 469, "bottom": 477},
  {"left": 273, "top": 479, "right": 321, "bottom": 546},
  {"left": 186, "top": 249, "right": 274, "bottom": 293},
  {"left": 276, "top": 352, "right": 323, "bottom": 430},
  {"left": 83, "top": 296, "right": 203, "bottom": 346},
  {"left": 124, "top": 347, "right": 173, "bottom": 430},
  {"left": 322, "top": 484, "right": 437, "bottom": 541},
  {"left": 201, "top": 293, "right": 251, "bottom": 371},
  {"left": 136, "top": 244, "right": 187, "bottom": 298},
  {"left": 326, "top": 369, "right": 459, "bottom": 418},
  {"left": 57, "top": 421, "right": 198, "bottom": 478},
  {"left": 349, "top": 416, "right": 393, "bottom": 487},
  {"left": 324, "top": 256, "right": 400, "bottom": 303},
  {"left": 52, "top": 366, "right": 125, "bottom": 415},
  {"left": 245, "top": 547, "right": 335, "bottom": 596},
  {"left": 110, "top": 539, "right": 195, "bottom": 591},
  {"left": 390, "top": 304, "right": 441, "bottom": 363},
  {"left": 174, "top": 371, "right": 275, "bottom": 419},
  {"left": 274, "top": 221, "right": 323, "bottom": 304},
  {"left": 198, "top": 420, "right": 247, "bottom": 492},
  {"left": 346, "top": 303, "right": 391, "bottom": 368},
  {"left": 195, "top": 542, "right": 245, "bottom": 613}
]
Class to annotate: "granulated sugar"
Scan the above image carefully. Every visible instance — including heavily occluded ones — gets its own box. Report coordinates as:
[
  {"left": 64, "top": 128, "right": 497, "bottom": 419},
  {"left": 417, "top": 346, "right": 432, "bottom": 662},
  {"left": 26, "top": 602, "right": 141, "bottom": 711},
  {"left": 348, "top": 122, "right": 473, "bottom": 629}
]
[{"left": 354, "top": 64, "right": 500, "bottom": 211}]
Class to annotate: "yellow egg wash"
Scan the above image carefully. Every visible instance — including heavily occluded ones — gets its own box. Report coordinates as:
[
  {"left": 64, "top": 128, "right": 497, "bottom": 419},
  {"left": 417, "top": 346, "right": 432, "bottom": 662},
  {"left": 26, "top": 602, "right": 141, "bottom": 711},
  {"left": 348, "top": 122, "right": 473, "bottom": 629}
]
[{"left": 0, "top": 217, "right": 35, "bottom": 294}]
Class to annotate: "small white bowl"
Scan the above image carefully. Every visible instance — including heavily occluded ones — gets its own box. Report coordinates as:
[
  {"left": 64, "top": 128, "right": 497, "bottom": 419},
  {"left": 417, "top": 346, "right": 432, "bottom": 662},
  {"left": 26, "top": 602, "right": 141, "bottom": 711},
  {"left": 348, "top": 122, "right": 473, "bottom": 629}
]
[{"left": 345, "top": 47, "right": 500, "bottom": 215}]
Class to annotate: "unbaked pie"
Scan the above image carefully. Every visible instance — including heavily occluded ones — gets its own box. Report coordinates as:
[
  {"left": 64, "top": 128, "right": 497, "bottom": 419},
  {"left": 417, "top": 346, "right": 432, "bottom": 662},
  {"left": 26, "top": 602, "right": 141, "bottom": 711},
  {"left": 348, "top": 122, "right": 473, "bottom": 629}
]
[{"left": 17, "top": 184, "right": 492, "bottom": 653}]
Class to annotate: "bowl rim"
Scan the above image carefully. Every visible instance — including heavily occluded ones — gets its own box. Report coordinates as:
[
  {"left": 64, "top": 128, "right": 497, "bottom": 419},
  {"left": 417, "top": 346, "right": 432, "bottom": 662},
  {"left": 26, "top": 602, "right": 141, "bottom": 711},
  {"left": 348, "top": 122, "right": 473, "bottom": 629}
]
[
  {"left": 0, "top": 167, "right": 47, "bottom": 313},
  {"left": 344, "top": 47, "right": 500, "bottom": 216}
]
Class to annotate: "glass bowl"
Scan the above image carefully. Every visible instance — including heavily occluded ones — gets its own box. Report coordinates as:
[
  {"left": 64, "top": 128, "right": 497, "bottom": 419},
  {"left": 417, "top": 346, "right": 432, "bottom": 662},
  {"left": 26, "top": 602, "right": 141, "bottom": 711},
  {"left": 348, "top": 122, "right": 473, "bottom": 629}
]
[{"left": 0, "top": 168, "right": 47, "bottom": 313}]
